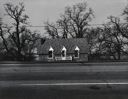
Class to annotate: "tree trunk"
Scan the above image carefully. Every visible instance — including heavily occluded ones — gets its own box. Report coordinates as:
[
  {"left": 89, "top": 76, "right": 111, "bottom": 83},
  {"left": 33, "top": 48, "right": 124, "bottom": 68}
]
[
  {"left": 117, "top": 51, "right": 121, "bottom": 60},
  {"left": 16, "top": 20, "right": 22, "bottom": 60}
]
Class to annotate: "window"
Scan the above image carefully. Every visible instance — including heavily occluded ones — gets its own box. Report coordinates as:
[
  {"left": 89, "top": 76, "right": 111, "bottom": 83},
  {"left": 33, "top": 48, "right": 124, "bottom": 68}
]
[
  {"left": 61, "top": 50, "right": 65, "bottom": 57},
  {"left": 74, "top": 46, "right": 80, "bottom": 58},
  {"left": 49, "top": 51, "right": 53, "bottom": 58},
  {"left": 74, "top": 50, "right": 79, "bottom": 58},
  {"left": 61, "top": 46, "right": 66, "bottom": 57},
  {"left": 48, "top": 46, "right": 54, "bottom": 59}
]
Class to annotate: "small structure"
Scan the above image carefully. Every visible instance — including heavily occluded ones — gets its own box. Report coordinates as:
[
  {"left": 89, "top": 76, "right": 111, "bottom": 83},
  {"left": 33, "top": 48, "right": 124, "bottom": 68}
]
[{"left": 37, "top": 38, "right": 89, "bottom": 62}]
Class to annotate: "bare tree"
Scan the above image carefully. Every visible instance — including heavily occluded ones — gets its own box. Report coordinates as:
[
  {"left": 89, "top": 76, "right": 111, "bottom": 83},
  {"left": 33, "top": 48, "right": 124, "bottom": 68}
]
[
  {"left": 0, "top": 3, "right": 40, "bottom": 60},
  {"left": 57, "top": 15, "right": 70, "bottom": 38},
  {"left": 63, "top": 2, "right": 94, "bottom": 38},
  {"left": 44, "top": 21, "right": 60, "bottom": 39},
  {"left": 99, "top": 16, "right": 127, "bottom": 60},
  {"left": 0, "top": 18, "right": 11, "bottom": 54},
  {"left": 44, "top": 2, "right": 94, "bottom": 38},
  {"left": 122, "top": 5, "right": 128, "bottom": 38},
  {"left": 87, "top": 27, "right": 104, "bottom": 55},
  {"left": 4, "top": 3, "right": 29, "bottom": 59}
]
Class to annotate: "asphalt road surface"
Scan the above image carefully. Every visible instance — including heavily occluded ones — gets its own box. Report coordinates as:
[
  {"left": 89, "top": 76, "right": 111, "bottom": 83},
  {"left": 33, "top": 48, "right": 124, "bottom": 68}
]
[{"left": 0, "top": 62, "right": 128, "bottom": 99}]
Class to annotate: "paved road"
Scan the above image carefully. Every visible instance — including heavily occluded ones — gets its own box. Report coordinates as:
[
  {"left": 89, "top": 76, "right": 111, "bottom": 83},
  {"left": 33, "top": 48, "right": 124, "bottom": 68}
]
[
  {"left": 0, "top": 63, "right": 128, "bottom": 81},
  {"left": 0, "top": 62, "right": 128, "bottom": 99}
]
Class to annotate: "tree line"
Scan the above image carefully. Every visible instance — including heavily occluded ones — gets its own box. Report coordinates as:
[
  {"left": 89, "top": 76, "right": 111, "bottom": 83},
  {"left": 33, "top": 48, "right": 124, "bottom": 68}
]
[{"left": 0, "top": 2, "right": 128, "bottom": 61}]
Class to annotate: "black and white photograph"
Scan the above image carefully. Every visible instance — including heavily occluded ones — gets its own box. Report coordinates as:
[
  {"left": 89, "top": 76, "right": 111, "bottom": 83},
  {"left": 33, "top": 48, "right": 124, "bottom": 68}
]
[{"left": 0, "top": 0, "right": 128, "bottom": 99}]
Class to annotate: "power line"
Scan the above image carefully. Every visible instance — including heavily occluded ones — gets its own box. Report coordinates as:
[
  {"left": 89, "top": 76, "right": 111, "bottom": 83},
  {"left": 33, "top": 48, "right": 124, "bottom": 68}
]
[
  {"left": 26, "top": 23, "right": 127, "bottom": 28},
  {"left": 26, "top": 24, "right": 103, "bottom": 28}
]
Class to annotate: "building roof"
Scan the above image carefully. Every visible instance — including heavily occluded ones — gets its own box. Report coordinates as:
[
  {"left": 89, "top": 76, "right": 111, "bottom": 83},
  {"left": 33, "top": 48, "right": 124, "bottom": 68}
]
[{"left": 37, "top": 38, "right": 89, "bottom": 55}]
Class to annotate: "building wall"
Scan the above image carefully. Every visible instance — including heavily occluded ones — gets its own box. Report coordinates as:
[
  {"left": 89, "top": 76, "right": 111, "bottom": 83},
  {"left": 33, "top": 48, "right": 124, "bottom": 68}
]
[
  {"left": 37, "top": 53, "right": 88, "bottom": 62},
  {"left": 38, "top": 55, "right": 54, "bottom": 62},
  {"left": 73, "top": 54, "right": 88, "bottom": 62}
]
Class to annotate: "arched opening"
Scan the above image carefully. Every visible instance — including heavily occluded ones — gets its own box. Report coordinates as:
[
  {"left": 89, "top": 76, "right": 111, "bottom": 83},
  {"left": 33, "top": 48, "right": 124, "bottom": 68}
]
[
  {"left": 61, "top": 46, "right": 66, "bottom": 58},
  {"left": 74, "top": 46, "right": 80, "bottom": 58},
  {"left": 48, "top": 46, "right": 54, "bottom": 59}
]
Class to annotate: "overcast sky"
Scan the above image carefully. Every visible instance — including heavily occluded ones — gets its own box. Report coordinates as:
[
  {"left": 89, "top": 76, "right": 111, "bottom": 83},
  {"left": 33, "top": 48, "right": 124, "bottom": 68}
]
[{"left": 0, "top": 0, "right": 127, "bottom": 34}]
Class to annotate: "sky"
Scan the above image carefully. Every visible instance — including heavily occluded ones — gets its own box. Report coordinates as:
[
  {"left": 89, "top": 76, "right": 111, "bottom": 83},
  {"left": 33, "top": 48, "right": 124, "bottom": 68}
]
[{"left": 0, "top": 0, "right": 127, "bottom": 34}]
